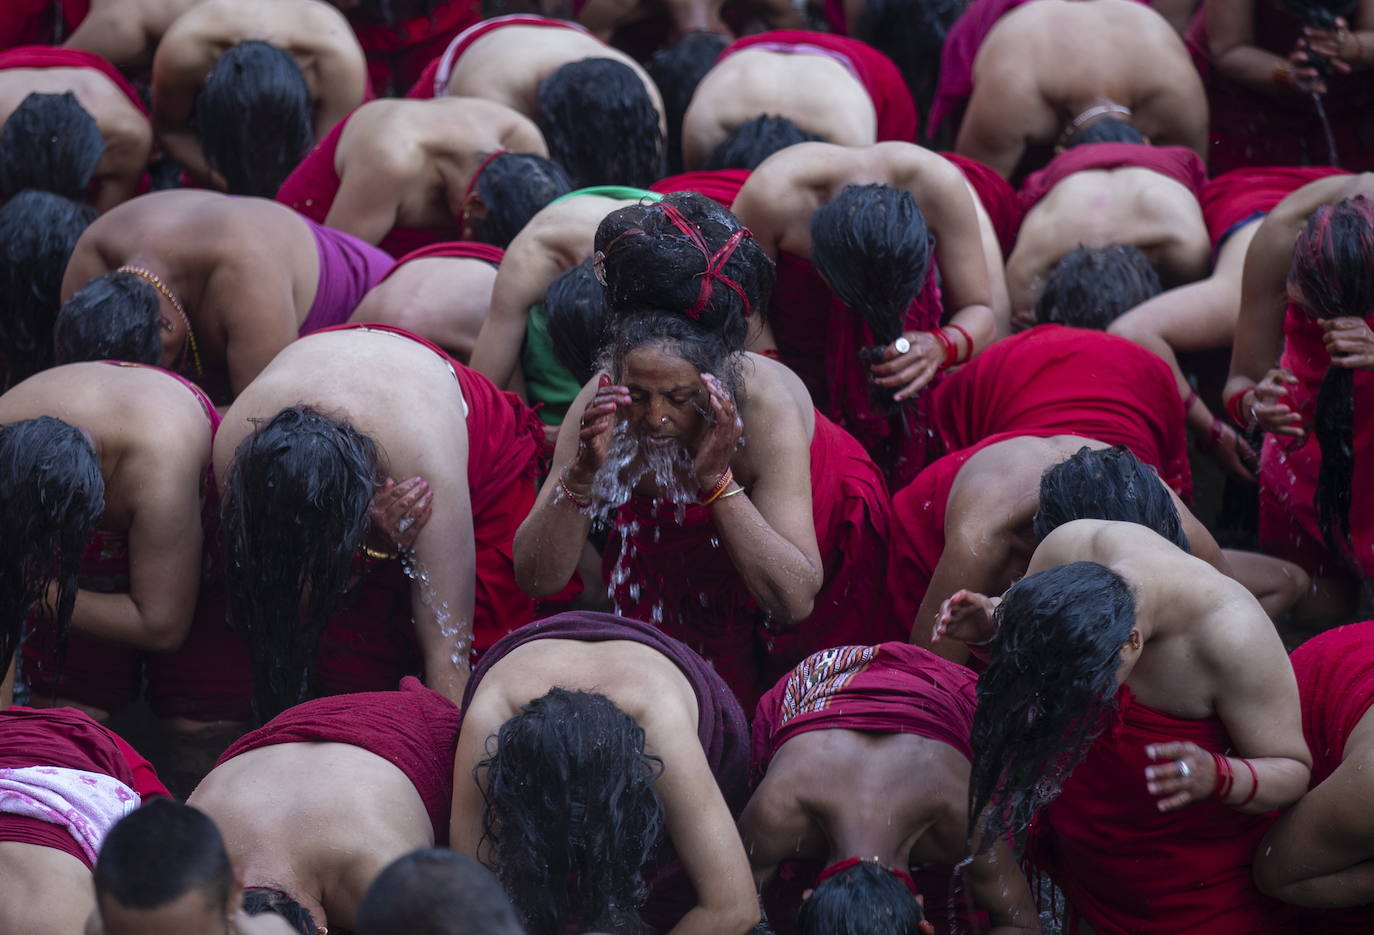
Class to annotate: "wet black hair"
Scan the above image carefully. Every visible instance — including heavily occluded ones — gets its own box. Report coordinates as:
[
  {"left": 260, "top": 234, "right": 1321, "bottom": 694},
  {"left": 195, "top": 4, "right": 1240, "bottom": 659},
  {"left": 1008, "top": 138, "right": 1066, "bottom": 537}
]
[
  {"left": 704, "top": 115, "right": 827, "bottom": 172},
  {"left": 1063, "top": 117, "right": 1146, "bottom": 148},
  {"left": 648, "top": 31, "right": 730, "bottom": 174},
  {"left": 1034, "top": 446, "right": 1190, "bottom": 551},
  {"left": 470, "top": 152, "right": 573, "bottom": 248},
  {"left": 811, "top": 184, "right": 931, "bottom": 346},
  {"left": 798, "top": 861, "right": 926, "bottom": 935},
  {"left": 53, "top": 271, "right": 162, "bottom": 368},
  {"left": 95, "top": 801, "right": 233, "bottom": 915},
  {"left": 544, "top": 260, "right": 611, "bottom": 386},
  {"left": 197, "top": 41, "right": 314, "bottom": 198},
  {"left": 1034, "top": 244, "right": 1163, "bottom": 330},
  {"left": 0, "top": 417, "right": 104, "bottom": 709},
  {"left": 0, "top": 92, "right": 104, "bottom": 201},
  {"left": 221, "top": 406, "right": 379, "bottom": 722},
  {"left": 968, "top": 561, "right": 1135, "bottom": 853},
  {"left": 356, "top": 849, "right": 525, "bottom": 935},
  {"left": 242, "top": 887, "right": 318, "bottom": 935},
  {"left": 596, "top": 190, "right": 773, "bottom": 338},
  {"left": 0, "top": 190, "right": 97, "bottom": 389},
  {"left": 477, "top": 688, "right": 665, "bottom": 935},
  {"left": 856, "top": 0, "right": 963, "bottom": 127},
  {"left": 536, "top": 58, "right": 665, "bottom": 189},
  {"left": 1287, "top": 196, "right": 1374, "bottom": 561}
]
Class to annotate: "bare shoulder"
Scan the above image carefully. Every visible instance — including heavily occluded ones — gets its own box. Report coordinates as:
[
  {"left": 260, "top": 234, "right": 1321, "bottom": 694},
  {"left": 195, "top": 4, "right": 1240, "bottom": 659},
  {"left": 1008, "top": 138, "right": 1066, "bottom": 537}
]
[{"left": 1274, "top": 172, "right": 1374, "bottom": 225}]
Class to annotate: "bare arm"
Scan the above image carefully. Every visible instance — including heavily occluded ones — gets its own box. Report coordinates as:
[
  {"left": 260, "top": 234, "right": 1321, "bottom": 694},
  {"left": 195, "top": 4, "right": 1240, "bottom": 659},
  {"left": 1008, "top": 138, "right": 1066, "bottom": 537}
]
[
  {"left": 64, "top": 1, "right": 153, "bottom": 68},
  {"left": 653, "top": 714, "right": 760, "bottom": 935},
  {"left": 911, "top": 513, "right": 1015, "bottom": 664},
  {"left": 59, "top": 238, "right": 110, "bottom": 302},
  {"left": 1256, "top": 745, "right": 1374, "bottom": 907},
  {"left": 324, "top": 149, "right": 410, "bottom": 246},
  {"left": 151, "top": 31, "right": 222, "bottom": 187},
  {"left": 449, "top": 700, "right": 501, "bottom": 859},
  {"left": 1224, "top": 201, "right": 1302, "bottom": 402},
  {"left": 469, "top": 233, "right": 566, "bottom": 390},
  {"left": 64, "top": 443, "right": 206, "bottom": 651},
  {"left": 953, "top": 75, "right": 1043, "bottom": 180},
  {"left": 1208, "top": 0, "right": 1300, "bottom": 94},
  {"left": 961, "top": 840, "right": 1041, "bottom": 934},
  {"left": 311, "top": 45, "right": 369, "bottom": 138},
  {"left": 736, "top": 777, "right": 814, "bottom": 888},
  {"left": 211, "top": 271, "right": 303, "bottom": 397}
]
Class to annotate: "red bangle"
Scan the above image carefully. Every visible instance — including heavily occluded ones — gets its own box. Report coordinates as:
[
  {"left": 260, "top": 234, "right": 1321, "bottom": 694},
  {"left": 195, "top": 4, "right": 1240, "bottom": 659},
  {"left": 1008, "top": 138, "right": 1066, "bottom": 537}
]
[
  {"left": 1210, "top": 752, "right": 1232, "bottom": 800},
  {"left": 1224, "top": 388, "right": 1253, "bottom": 429},
  {"left": 927, "top": 328, "right": 957, "bottom": 368},
  {"left": 946, "top": 323, "right": 974, "bottom": 363},
  {"left": 557, "top": 471, "right": 592, "bottom": 508},
  {"left": 700, "top": 467, "right": 734, "bottom": 506},
  {"left": 1239, "top": 758, "right": 1260, "bottom": 807}
]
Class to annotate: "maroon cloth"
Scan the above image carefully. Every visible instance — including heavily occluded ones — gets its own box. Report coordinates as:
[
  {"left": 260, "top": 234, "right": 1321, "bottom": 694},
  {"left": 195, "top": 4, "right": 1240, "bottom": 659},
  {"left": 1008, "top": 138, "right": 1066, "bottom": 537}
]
[
  {"left": 0, "top": 1, "right": 88, "bottom": 50},
  {"left": 603, "top": 411, "right": 903, "bottom": 709},
  {"left": 1289, "top": 621, "right": 1374, "bottom": 933},
  {"left": 20, "top": 363, "right": 252, "bottom": 722},
  {"left": 1029, "top": 686, "right": 1296, "bottom": 933},
  {"left": 886, "top": 430, "right": 1028, "bottom": 637},
  {"left": 1017, "top": 143, "right": 1207, "bottom": 215},
  {"left": 0, "top": 44, "right": 143, "bottom": 115},
  {"left": 751, "top": 642, "right": 977, "bottom": 781},
  {"left": 718, "top": 31, "right": 917, "bottom": 142},
  {"left": 942, "top": 150, "right": 1022, "bottom": 255},
  {"left": 773, "top": 251, "right": 943, "bottom": 486},
  {"left": 929, "top": 324, "right": 1192, "bottom": 500},
  {"left": 463, "top": 611, "right": 750, "bottom": 811},
  {"left": 929, "top": 0, "right": 1151, "bottom": 137},
  {"left": 0, "top": 706, "right": 168, "bottom": 871},
  {"left": 1189, "top": 3, "right": 1374, "bottom": 174},
  {"left": 345, "top": 0, "right": 481, "bottom": 96},
  {"left": 1200, "top": 166, "right": 1352, "bottom": 250},
  {"left": 275, "top": 107, "right": 468, "bottom": 259},
  {"left": 650, "top": 169, "right": 751, "bottom": 210},
  {"left": 298, "top": 218, "right": 396, "bottom": 333},
  {"left": 301, "top": 324, "right": 544, "bottom": 695},
  {"left": 1258, "top": 307, "right": 1374, "bottom": 580},
  {"left": 216, "top": 676, "right": 461, "bottom": 842},
  {"left": 379, "top": 240, "right": 505, "bottom": 283},
  {"left": 404, "top": 14, "right": 592, "bottom": 99}
]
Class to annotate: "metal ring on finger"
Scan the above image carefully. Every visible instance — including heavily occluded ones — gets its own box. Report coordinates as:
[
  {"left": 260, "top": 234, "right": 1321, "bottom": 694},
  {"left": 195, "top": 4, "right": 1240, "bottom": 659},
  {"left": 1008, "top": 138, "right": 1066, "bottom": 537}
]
[
  {"left": 1178, "top": 761, "right": 1191, "bottom": 780},
  {"left": 893, "top": 337, "right": 911, "bottom": 354}
]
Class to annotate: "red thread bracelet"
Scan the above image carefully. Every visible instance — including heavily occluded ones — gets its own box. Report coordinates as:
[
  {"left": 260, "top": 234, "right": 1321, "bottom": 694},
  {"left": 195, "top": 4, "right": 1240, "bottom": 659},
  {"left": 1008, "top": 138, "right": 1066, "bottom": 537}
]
[
  {"left": 1239, "top": 758, "right": 1260, "bottom": 807},
  {"left": 927, "top": 328, "right": 957, "bottom": 368},
  {"left": 700, "top": 468, "right": 734, "bottom": 506},
  {"left": 1211, "top": 752, "right": 1233, "bottom": 800},
  {"left": 946, "top": 323, "right": 974, "bottom": 363},
  {"left": 1224, "top": 388, "right": 1254, "bottom": 429}
]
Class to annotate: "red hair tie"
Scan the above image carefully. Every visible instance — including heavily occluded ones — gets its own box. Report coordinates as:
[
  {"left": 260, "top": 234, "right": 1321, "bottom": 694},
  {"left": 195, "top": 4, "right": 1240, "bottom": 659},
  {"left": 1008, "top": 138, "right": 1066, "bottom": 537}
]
[
  {"left": 657, "top": 201, "right": 754, "bottom": 320},
  {"left": 456, "top": 149, "right": 508, "bottom": 229},
  {"left": 814, "top": 857, "right": 920, "bottom": 898}
]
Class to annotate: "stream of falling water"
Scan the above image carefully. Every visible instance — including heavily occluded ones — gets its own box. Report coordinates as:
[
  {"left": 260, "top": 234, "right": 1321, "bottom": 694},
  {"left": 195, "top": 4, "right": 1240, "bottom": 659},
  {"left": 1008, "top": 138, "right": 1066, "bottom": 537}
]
[
  {"left": 401, "top": 554, "right": 470, "bottom": 666},
  {"left": 1312, "top": 92, "right": 1340, "bottom": 166}
]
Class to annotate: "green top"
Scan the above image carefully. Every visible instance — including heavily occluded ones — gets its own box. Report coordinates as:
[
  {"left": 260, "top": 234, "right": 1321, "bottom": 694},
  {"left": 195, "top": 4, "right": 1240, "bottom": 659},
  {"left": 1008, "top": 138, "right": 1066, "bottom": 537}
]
[
  {"left": 548, "top": 186, "right": 664, "bottom": 206},
  {"left": 522, "top": 303, "right": 584, "bottom": 426}
]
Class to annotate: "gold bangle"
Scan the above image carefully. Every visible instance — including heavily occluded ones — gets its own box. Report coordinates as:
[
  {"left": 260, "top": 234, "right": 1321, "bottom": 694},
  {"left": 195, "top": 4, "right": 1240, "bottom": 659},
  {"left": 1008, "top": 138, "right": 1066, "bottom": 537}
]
[
  {"left": 363, "top": 544, "right": 398, "bottom": 562},
  {"left": 714, "top": 484, "right": 747, "bottom": 501},
  {"left": 699, "top": 468, "right": 734, "bottom": 506}
]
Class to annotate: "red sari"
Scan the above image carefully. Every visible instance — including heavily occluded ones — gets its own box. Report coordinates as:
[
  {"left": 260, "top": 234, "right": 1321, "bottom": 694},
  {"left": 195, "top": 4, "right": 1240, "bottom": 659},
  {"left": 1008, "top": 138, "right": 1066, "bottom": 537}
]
[
  {"left": 1200, "top": 166, "right": 1351, "bottom": 251},
  {"left": 1258, "top": 309, "right": 1374, "bottom": 580},
  {"left": 603, "top": 412, "right": 902, "bottom": 709},
  {"left": 650, "top": 169, "right": 751, "bottom": 211},
  {"left": 1017, "top": 142, "right": 1207, "bottom": 216},
  {"left": 0, "top": 706, "right": 168, "bottom": 871},
  {"left": 929, "top": 325, "right": 1192, "bottom": 500},
  {"left": 1029, "top": 686, "right": 1296, "bottom": 933},
  {"left": 1289, "top": 621, "right": 1374, "bottom": 933},
  {"left": 344, "top": 0, "right": 481, "bottom": 97},
  {"left": 404, "top": 14, "right": 593, "bottom": 100}
]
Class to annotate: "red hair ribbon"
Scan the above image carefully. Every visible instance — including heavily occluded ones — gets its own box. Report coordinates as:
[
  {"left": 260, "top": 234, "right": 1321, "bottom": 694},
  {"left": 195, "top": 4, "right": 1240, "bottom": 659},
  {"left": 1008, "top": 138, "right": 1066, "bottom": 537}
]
[
  {"left": 658, "top": 201, "right": 754, "bottom": 320},
  {"left": 814, "top": 856, "right": 920, "bottom": 898},
  {"left": 456, "top": 149, "right": 509, "bottom": 229}
]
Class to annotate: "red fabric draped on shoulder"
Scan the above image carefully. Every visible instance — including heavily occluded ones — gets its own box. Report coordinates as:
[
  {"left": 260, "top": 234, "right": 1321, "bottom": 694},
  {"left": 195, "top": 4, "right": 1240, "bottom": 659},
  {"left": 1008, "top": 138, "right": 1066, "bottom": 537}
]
[
  {"left": 1258, "top": 308, "right": 1374, "bottom": 580},
  {"left": 1017, "top": 143, "right": 1206, "bottom": 216},
  {"left": 1288, "top": 621, "right": 1374, "bottom": 934},
  {"left": 1030, "top": 686, "right": 1296, "bottom": 934},
  {"left": 719, "top": 30, "right": 916, "bottom": 142},
  {"left": 347, "top": 0, "right": 482, "bottom": 96},
  {"left": 773, "top": 251, "right": 942, "bottom": 486},
  {"left": 0, "top": 2, "right": 88, "bottom": 51},
  {"left": 1200, "top": 166, "right": 1352, "bottom": 252},
  {"left": 886, "top": 430, "right": 1027, "bottom": 635},
  {"left": 929, "top": 325, "right": 1191, "bottom": 500},
  {"left": 380, "top": 240, "right": 505, "bottom": 282},
  {"left": 650, "top": 169, "right": 751, "bottom": 211},
  {"left": 941, "top": 151, "right": 1021, "bottom": 255},
  {"left": 0, "top": 706, "right": 167, "bottom": 871},
  {"left": 603, "top": 410, "right": 902, "bottom": 708},
  {"left": 305, "top": 324, "right": 544, "bottom": 691},
  {"left": 0, "top": 44, "right": 146, "bottom": 115},
  {"left": 751, "top": 642, "right": 977, "bottom": 782},
  {"left": 404, "top": 14, "right": 592, "bottom": 99},
  {"left": 217, "top": 676, "right": 462, "bottom": 842}
]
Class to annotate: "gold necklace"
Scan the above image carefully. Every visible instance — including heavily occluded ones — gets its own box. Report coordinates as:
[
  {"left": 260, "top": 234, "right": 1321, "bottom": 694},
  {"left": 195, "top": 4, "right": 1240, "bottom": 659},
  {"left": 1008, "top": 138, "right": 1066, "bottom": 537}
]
[{"left": 116, "top": 265, "right": 204, "bottom": 377}]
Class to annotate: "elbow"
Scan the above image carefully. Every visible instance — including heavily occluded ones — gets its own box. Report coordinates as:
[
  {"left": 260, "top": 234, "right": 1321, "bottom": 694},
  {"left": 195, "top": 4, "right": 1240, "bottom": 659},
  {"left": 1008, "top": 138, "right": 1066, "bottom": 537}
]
[
  {"left": 763, "top": 575, "right": 821, "bottom": 625},
  {"left": 142, "top": 617, "right": 192, "bottom": 654},
  {"left": 1252, "top": 840, "right": 1300, "bottom": 901},
  {"left": 714, "top": 897, "right": 761, "bottom": 935}
]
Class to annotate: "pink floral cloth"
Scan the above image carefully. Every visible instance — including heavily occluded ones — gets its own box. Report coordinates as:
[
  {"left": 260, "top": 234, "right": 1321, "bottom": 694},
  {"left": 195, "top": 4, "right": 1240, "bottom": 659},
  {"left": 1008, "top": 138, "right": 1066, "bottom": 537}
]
[{"left": 0, "top": 765, "right": 139, "bottom": 864}]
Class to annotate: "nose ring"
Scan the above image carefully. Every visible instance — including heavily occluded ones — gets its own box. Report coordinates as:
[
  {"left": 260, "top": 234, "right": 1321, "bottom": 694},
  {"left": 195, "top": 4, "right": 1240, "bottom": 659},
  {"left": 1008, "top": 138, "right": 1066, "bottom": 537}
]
[{"left": 660, "top": 416, "right": 669, "bottom": 424}]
